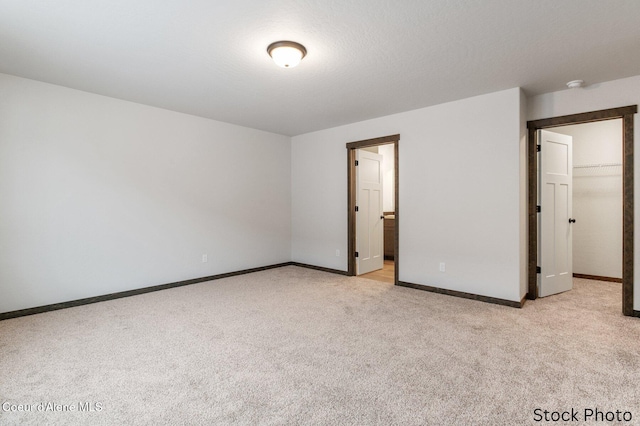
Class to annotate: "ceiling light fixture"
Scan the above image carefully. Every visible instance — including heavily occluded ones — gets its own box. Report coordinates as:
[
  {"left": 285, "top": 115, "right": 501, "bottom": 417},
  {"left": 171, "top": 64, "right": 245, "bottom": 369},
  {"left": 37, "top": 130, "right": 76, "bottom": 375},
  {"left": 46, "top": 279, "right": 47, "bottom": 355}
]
[
  {"left": 566, "top": 80, "right": 584, "bottom": 89},
  {"left": 267, "top": 41, "right": 307, "bottom": 68}
]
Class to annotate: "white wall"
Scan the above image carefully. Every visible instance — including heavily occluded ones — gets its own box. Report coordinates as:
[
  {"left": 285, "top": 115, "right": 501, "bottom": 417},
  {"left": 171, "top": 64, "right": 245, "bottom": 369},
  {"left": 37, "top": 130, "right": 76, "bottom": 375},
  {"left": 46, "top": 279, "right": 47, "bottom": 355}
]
[
  {"left": 292, "top": 88, "right": 525, "bottom": 302},
  {"left": 379, "top": 144, "right": 395, "bottom": 213},
  {"left": 528, "top": 74, "right": 640, "bottom": 311},
  {"left": 552, "top": 120, "right": 622, "bottom": 279},
  {"left": 519, "top": 89, "right": 528, "bottom": 300},
  {"left": 0, "top": 73, "right": 291, "bottom": 314}
]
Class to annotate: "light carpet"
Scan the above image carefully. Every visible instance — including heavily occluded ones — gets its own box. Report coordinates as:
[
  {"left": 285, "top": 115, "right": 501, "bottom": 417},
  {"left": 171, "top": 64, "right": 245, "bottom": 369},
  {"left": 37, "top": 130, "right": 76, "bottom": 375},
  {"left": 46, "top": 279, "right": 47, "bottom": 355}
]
[{"left": 1, "top": 267, "right": 639, "bottom": 425}]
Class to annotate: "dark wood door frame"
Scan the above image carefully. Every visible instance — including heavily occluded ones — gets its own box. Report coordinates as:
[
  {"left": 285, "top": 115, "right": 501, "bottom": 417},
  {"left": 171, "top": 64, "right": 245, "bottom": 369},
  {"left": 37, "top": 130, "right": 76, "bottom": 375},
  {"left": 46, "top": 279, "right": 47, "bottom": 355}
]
[
  {"left": 527, "top": 105, "right": 637, "bottom": 316},
  {"left": 347, "top": 134, "right": 400, "bottom": 284}
]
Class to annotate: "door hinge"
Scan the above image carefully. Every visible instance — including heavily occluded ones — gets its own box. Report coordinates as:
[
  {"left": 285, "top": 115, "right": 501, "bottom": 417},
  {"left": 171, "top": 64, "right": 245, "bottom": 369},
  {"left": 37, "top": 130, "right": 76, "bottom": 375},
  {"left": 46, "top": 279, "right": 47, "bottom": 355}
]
[
  {"left": 536, "top": 266, "right": 541, "bottom": 274},
  {"left": 537, "top": 144, "right": 541, "bottom": 152},
  {"left": 355, "top": 206, "right": 359, "bottom": 212},
  {"left": 536, "top": 205, "right": 541, "bottom": 213},
  {"left": 355, "top": 160, "right": 359, "bottom": 166},
  {"left": 355, "top": 252, "right": 359, "bottom": 258}
]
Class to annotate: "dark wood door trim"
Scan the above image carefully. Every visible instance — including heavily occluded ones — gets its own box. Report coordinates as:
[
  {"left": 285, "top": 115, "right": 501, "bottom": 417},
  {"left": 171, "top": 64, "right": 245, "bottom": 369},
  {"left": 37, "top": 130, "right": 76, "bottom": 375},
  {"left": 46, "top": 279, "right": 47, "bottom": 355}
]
[
  {"left": 346, "top": 134, "right": 400, "bottom": 150},
  {"left": 527, "top": 105, "right": 637, "bottom": 316},
  {"left": 622, "top": 112, "right": 635, "bottom": 316},
  {"left": 346, "top": 135, "right": 400, "bottom": 283},
  {"left": 527, "top": 105, "right": 637, "bottom": 129}
]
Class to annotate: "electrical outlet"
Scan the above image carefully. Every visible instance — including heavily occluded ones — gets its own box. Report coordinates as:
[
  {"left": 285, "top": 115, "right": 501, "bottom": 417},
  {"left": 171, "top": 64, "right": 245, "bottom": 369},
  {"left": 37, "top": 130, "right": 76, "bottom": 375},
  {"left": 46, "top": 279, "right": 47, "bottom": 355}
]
[
  {"left": 439, "top": 262, "right": 445, "bottom": 272},
  {"left": 336, "top": 249, "right": 340, "bottom": 257},
  {"left": 202, "top": 254, "right": 208, "bottom": 263}
]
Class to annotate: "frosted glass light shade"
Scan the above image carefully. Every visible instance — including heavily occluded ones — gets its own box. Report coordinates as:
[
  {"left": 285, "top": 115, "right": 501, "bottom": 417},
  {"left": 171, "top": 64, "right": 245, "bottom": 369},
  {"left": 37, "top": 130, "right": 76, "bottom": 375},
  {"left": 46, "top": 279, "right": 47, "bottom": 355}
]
[{"left": 267, "top": 41, "right": 307, "bottom": 68}]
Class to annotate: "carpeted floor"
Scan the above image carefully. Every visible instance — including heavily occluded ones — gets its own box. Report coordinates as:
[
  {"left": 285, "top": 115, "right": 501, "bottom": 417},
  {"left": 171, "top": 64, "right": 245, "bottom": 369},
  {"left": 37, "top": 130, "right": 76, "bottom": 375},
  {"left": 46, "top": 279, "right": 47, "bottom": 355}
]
[{"left": 1, "top": 267, "right": 638, "bottom": 425}]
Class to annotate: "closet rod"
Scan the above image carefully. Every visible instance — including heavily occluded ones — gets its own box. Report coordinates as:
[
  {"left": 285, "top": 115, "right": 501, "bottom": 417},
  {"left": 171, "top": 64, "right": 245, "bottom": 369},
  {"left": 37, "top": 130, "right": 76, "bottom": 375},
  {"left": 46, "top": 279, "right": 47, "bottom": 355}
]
[{"left": 573, "top": 162, "right": 622, "bottom": 169}]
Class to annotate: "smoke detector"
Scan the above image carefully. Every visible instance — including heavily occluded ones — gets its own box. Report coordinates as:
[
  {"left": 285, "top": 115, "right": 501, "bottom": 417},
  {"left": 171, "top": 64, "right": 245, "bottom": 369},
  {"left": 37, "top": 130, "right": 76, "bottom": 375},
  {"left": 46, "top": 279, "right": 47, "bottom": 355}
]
[{"left": 566, "top": 80, "right": 584, "bottom": 89}]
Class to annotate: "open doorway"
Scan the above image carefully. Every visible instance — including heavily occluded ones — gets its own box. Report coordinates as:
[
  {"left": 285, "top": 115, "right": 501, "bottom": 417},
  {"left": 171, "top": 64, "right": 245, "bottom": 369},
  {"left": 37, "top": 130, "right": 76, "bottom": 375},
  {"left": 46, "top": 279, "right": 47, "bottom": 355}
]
[
  {"left": 552, "top": 121, "right": 623, "bottom": 282},
  {"left": 537, "top": 120, "right": 623, "bottom": 301},
  {"left": 346, "top": 135, "right": 399, "bottom": 285},
  {"left": 527, "top": 106, "right": 636, "bottom": 316}
]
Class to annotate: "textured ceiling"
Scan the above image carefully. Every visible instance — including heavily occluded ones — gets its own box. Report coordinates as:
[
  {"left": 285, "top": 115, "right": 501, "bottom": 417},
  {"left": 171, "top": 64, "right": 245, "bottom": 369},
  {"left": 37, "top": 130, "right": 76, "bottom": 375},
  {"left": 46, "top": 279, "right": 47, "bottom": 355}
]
[{"left": 1, "top": 0, "right": 639, "bottom": 136}]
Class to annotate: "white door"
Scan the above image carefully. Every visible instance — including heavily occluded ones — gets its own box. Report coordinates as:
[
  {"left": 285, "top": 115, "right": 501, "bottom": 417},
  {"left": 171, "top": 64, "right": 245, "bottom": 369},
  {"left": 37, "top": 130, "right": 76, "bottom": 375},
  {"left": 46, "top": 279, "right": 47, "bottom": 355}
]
[
  {"left": 356, "top": 149, "right": 384, "bottom": 275},
  {"left": 538, "top": 130, "right": 574, "bottom": 297}
]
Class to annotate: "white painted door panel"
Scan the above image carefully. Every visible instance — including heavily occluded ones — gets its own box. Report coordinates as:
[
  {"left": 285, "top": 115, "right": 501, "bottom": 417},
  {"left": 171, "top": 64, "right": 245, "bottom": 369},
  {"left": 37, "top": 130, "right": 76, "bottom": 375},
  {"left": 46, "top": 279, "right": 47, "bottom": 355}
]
[
  {"left": 539, "top": 130, "right": 573, "bottom": 297},
  {"left": 356, "top": 149, "right": 384, "bottom": 275}
]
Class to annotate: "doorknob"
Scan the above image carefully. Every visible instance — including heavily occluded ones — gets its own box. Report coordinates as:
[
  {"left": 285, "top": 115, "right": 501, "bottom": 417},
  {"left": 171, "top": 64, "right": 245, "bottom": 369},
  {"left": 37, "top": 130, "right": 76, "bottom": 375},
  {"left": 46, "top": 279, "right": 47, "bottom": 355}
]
[{"left": 569, "top": 218, "right": 576, "bottom": 223}]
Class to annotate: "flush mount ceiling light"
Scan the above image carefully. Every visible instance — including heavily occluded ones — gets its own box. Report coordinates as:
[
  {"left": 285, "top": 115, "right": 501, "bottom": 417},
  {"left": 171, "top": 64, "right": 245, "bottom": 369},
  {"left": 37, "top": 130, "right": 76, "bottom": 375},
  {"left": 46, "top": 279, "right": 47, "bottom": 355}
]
[
  {"left": 267, "top": 41, "right": 307, "bottom": 68},
  {"left": 566, "top": 80, "right": 584, "bottom": 89}
]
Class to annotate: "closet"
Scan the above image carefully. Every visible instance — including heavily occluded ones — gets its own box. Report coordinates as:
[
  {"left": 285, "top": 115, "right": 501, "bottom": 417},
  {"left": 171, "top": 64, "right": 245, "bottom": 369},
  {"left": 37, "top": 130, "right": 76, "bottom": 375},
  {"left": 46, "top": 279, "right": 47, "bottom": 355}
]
[{"left": 552, "top": 119, "right": 623, "bottom": 282}]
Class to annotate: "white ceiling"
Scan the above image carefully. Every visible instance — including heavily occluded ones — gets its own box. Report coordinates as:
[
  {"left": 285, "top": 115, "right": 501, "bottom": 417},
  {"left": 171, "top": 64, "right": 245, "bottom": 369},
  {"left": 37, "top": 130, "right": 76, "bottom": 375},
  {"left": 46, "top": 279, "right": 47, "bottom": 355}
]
[{"left": 1, "top": 0, "right": 639, "bottom": 136}]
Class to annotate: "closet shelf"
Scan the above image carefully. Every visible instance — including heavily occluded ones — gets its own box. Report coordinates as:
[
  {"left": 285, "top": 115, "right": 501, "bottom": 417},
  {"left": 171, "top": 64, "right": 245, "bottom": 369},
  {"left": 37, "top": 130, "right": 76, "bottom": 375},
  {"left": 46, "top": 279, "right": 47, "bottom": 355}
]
[{"left": 573, "top": 162, "right": 622, "bottom": 169}]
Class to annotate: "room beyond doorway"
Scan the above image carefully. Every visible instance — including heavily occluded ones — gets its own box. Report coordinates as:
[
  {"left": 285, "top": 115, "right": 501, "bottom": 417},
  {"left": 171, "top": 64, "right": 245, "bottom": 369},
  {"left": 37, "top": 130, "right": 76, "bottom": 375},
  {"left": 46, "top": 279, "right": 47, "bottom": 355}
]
[
  {"left": 548, "top": 120, "right": 623, "bottom": 286},
  {"left": 360, "top": 259, "right": 395, "bottom": 284},
  {"left": 346, "top": 134, "right": 399, "bottom": 285}
]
